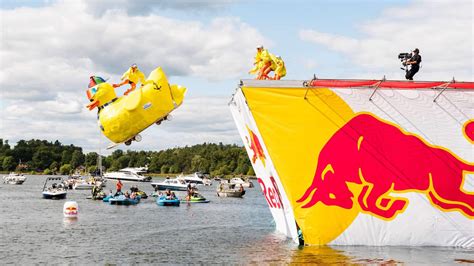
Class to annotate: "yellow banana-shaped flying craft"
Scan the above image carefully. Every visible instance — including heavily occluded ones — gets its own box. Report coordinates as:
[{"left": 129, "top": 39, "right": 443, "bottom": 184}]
[{"left": 86, "top": 67, "right": 186, "bottom": 148}]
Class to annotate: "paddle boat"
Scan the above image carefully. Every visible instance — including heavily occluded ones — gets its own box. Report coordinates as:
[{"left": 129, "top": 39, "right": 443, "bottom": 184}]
[
  {"left": 3, "top": 172, "right": 27, "bottom": 185},
  {"left": 109, "top": 194, "right": 140, "bottom": 205},
  {"left": 156, "top": 195, "right": 180, "bottom": 206},
  {"left": 42, "top": 177, "right": 67, "bottom": 200},
  {"left": 181, "top": 192, "right": 210, "bottom": 203}
]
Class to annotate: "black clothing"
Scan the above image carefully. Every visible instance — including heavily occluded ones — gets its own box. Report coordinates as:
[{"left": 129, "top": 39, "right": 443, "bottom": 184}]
[
  {"left": 410, "top": 54, "right": 421, "bottom": 67},
  {"left": 405, "top": 54, "right": 421, "bottom": 80},
  {"left": 405, "top": 65, "right": 419, "bottom": 80}
]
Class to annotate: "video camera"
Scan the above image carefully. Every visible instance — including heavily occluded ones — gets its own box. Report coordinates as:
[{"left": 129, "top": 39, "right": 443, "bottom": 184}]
[{"left": 398, "top": 52, "right": 412, "bottom": 72}]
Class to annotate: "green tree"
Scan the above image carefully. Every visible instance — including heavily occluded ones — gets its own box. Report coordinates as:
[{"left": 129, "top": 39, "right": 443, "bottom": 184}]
[
  {"left": 59, "top": 164, "right": 72, "bottom": 175},
  {"left": 32, "top": 147, "right": 54, "bottom": 170},
  {"left": 61, "top": 150, "right": 72, "bottom": 165},
  {"left": 2, "top": 156, "right": 16, "bottom": 171},
  {"left": 160, "top": 165, "right": 169, "bottom": 174},
  {"left": 70, "top": 150, "right": 85, "bottom": 169},
  {"left": 85, "top": 152, "right": 98, "bottom": 167},
  {"left": 50, "top": 161, "right": 59, "bottom": 173},
  {"left": 247, "top": 167, "right": 255, "bottom": 176}
]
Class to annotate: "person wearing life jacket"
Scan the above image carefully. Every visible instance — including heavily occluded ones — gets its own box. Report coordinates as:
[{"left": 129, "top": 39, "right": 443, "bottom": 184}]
[
  {"left": 113, "top": 64, "right": 146, "bottom": 95},
  {"left": 272, "top": 55, "right": 286, "bottom": 80}
]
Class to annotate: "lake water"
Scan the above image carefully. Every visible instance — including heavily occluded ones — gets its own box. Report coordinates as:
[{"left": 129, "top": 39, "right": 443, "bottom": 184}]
[{"left": 0, "top": 175, "right": 472, "bottom": 264}]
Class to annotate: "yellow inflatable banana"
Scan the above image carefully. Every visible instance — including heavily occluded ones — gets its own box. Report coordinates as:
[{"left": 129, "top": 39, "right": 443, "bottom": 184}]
[{"left": 86, "top": 67, "right": 186, "bottom": 145}]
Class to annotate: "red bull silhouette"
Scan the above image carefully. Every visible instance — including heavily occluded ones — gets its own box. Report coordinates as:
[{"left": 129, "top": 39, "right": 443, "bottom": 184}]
[
  {"left": 246, "top": 125, "right": 266, "bottom": 167},
  {"left": 297, "top": 113, "right": 474, "bottom": 220}
]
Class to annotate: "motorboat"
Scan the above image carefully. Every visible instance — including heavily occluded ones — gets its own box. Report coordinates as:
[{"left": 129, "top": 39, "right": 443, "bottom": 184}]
[
  {"left": 42, "top": 177, "right": 67, "bottom": 200},
  {"left": 157, "top": 195, "right": 180, "bottom": 206},
  {"left": 217, "top": 182, "right": 245, "bottom": 198},
  {"left": 151, "top": 178, "right": 188, "bottom": 191},
  {"left": 103, "top": 167, "right": 151, "bottom": 182},
  {"left": 229, "top": 177, "right": 254, "bottom": 188},
  {"left": 73, "top": 178, "right": 95, "bottom": 190},
  {"left": 202, "top": 177, "right": 213, "bottom": 186},
  {"left": 2, "top": 173, "right": 27, "bottom": 185},
  {"left": 177, "top": 172, "right": 205, "bottom": 185}
]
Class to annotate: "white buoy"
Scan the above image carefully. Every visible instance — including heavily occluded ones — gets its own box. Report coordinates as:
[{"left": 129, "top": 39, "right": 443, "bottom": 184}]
[{"left": 63, "top": 201, "right": 78, "bottom": 218}]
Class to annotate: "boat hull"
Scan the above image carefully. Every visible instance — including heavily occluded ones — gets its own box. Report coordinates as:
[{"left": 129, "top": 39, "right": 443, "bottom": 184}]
[
  {"left": 109, "top": 198, "right": 140, "bottom": 205},
  {"left": 42, "top": 191, "right": 67, "bottom": 200},
  {"left": 217, "top": 190, "right": 244, "bottom": 198},
  {"left": 152, "top": 184, "right": 188, "bottom": 191},
  {"left": 104, "top": 175, "right": 151, "bottom": 182}
]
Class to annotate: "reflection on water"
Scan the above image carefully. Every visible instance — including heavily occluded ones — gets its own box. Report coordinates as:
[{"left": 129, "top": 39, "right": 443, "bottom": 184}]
[
  {"left": 0, "top": 175, "right": 472, "bottom": 264},
  {"left": 63, "top": 217, "right": 79, "bottom": 227}
]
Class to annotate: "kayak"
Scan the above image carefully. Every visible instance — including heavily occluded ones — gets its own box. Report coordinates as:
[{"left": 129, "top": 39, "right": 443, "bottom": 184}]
[{"left": 156, "top": 196, "right": 180, "bottom": 206}]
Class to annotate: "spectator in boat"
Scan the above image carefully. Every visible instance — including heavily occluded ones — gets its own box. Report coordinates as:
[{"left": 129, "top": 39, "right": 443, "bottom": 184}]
[
  {"left": 405, "top": 48, "right": 422, "bottom": 80},
  {"left": 108, "top": 190, "right": 114, "bottom": 197},
  {"left": 113, "top": 64, "right": 147, "bottom": 95},
  {"left": 165, "top": 189, "right": 172, "bottom": 199},
  {"left": 124, "top": 191, "right": 130, "bottom": 198},
  {"left": 130, "top": 191, "right": 137, "bottom": 199},
  {"left": 171, "top": 192, "right": 177, "bottom": 200},
  {"left": 239, "top": 184, "right": 245, "bottom": 193}
]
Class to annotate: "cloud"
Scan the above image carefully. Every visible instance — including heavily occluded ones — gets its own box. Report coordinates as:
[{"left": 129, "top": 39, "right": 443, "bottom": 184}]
[
  {"left": 299, "top": 0, "right": 473, "bottom": 81},
  {"left": 1, "top": 96, "right": 239, "bottom": 154},
  {"left": 0, "top": 1, "right": 265, "bottom": 152},
  {"left": 81, "top": 0, "right": 237, "bottom": 16}
]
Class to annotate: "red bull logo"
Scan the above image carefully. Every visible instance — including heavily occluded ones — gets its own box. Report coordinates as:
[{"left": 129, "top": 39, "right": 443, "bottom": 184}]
[
  {"left": 297, "top": 113, "right": 474, "bottom": 220},
  {"left": 246, "top": 125, "right": 266, "bottom": 167},
  {"left": 64, "top": 206, "right": 78, "bottom": 215}
]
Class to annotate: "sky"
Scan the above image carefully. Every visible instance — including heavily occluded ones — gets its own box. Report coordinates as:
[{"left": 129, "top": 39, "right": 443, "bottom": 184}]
[{"left": 0, "top": 0, "right": 472, "bottom": 154}]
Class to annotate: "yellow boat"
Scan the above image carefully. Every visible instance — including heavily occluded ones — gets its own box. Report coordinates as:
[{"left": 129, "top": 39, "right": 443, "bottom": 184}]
[{"left": 86, "top": 67, "right": 186, "bottom": 146}]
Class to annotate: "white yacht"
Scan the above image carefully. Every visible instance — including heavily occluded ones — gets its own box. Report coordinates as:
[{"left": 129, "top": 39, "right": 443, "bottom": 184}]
[
  {"left": 103, "top": 167, "right": 151, "bottom": 182},
  {"left": 3, "top": 173, "right": 27, "bottom": 185},
  {"left": 178, "top": 172, "right": 206, "bottom": 185},
  {"left": 151, "top": 178, "right": 188, "bottom": 191}
]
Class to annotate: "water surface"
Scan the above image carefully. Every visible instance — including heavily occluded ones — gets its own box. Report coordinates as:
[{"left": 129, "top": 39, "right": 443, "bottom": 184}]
[{"left": 0, "top": 175, "right": 472, "bottom": 264}]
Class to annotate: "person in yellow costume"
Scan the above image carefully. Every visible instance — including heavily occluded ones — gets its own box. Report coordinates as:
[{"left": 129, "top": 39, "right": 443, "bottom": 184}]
[
  {"left": 113, "top": 64, "right": 146, "bottom": 95},
  {"left": 249, "top": 45, "right": 276, "bottom": 80},
  {"left": 272, "top": 55, "right": 286, "bottom": 80}
]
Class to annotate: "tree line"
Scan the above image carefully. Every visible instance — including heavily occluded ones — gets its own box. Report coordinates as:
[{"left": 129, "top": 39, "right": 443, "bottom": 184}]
[{"left": 0, "top": 139, "right": 254, "bottom": 176}]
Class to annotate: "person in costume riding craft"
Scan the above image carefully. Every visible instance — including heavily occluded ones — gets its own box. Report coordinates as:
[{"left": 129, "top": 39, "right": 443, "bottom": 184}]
[
  {"left": 249, "top": 45, "right": 275, "bottom": 80},
  {"left": 271, "top": 55, "right": 286, "bottom": 80},
  {"left": 113, "top": 64, "right": 146, "bottom": 95}
]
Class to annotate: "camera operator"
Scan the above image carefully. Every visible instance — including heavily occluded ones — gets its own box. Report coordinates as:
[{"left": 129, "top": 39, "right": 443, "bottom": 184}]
[{"left": 405, "top": 48, "right": 421, "bottom": 80}]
